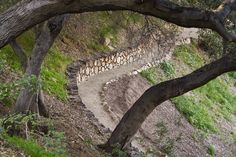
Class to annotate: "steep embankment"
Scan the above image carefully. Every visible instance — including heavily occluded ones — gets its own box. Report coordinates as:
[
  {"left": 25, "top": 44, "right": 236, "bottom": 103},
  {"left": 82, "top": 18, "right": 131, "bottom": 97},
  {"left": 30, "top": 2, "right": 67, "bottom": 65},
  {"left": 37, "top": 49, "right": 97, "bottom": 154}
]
[
  {"left": 101, "top": 42, "right": 236, "bottom": 156},
  {"left": 73, "top": 28, "right": 198, "bottom": 156},
  {"left": 0, "top": 5, "right": 164, "bottom": 156}
]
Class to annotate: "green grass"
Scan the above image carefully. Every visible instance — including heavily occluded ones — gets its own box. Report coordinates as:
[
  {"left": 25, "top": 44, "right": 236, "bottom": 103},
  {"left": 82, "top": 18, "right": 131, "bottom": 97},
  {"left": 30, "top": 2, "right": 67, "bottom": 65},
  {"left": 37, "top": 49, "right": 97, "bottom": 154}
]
[
  {"left": 160, "top": 61, "right": 175, "bottom": 78},
  {"left": 0, "top": 45, "right": 22, "bottom": 72},
  {"left": 41, "top": 48, "right": 72, "bottom": 101},
  {"left": 172, "top": 95, "right": 217, "bottom": 133},
  {"left": 194, "top": 78, "right": 236, "bottom": 121},
  {"left": 233, "top": 133, "right": 236, "bottom": 143},
  {"left": 140, "top": 67, "right": 158, "bottom": 85},
  {"left": 0, "top": 30, "right": 72, "bottom": 102},
  {"left": 141, "top": 43, "right": 236, "bottom": 133},
  {"left": 3, "top": 134, "right": 57, "bottom": 157},
  {"left": 173, "top": 43, "right": 204, "bottom": 68},
  {"left": 173, "top": 76, "right": 236, "bottom": 133}
]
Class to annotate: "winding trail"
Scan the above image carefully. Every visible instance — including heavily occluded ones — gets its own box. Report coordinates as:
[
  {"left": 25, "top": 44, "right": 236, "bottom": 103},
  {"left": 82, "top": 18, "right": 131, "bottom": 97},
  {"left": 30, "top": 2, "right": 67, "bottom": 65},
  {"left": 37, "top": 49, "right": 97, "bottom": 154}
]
[{"left": 77, "top": 28, "right": 198, "bottom": 130}]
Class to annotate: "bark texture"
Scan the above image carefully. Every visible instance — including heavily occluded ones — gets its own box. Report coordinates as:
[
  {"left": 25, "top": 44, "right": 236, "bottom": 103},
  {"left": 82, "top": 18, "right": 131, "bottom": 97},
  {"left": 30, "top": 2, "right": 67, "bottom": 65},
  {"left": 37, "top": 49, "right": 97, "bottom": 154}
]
[
  {"left": 2, "top": 0, "right": 236, "bottom": 153},
  {"left": 13, "top": 15, "right": 65, "bottom": 115},
  {"left": 1, "top": 0, "right": 236, "bottom": 48},
  {"left": 103, "top": 53, "right": 236, "bottom": 150}
]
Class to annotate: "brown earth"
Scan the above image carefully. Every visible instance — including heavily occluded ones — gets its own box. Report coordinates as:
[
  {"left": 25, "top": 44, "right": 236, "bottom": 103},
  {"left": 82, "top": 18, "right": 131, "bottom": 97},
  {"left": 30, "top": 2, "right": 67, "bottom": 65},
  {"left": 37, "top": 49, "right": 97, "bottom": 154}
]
[{"left": 102, "top": 74, "right": 236, "bottom": 157}]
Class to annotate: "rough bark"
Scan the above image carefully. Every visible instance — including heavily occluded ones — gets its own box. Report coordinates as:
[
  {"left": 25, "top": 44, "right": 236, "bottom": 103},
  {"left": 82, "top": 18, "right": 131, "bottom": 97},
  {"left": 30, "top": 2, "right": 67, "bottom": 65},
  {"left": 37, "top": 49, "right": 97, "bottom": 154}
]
[
  {"left": 14, "top": 15, "right": 65, "bottom": 114},
  {"left": 102, "top": 53, "right": 236, "bottom": 151},
  {"left": 1, "top": 0, "right": 236, "bottom": 153},
  {"left": 1, "top": 0, "right": 236, "bottom": 48}
]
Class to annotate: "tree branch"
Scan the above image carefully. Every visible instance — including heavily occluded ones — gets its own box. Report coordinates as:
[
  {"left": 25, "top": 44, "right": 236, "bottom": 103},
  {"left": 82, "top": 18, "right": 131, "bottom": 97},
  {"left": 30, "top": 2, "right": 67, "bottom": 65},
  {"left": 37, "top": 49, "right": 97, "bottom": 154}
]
[
  {"left": 103, "top": 52, "right": 236, "bottom": 150},
  {"left": 9, "top": 39, "right": 28, "bottom": 71},
  {"left": 15, "top": 15, "right": 65, "bottom": 113},
  {"left": 1, "top": 0, "right": 236, "bottom": 48}
]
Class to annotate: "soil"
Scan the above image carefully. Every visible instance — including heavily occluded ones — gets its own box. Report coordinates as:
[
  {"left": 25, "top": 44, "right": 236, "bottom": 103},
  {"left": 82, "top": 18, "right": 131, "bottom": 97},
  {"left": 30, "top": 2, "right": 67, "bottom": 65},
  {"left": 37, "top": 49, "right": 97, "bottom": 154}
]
[
  {"left": 102, "top": 74, "right": 236, "bottom": 157},
  {"left": 45, "top": 95, "right": 111, "bottom": 157}
]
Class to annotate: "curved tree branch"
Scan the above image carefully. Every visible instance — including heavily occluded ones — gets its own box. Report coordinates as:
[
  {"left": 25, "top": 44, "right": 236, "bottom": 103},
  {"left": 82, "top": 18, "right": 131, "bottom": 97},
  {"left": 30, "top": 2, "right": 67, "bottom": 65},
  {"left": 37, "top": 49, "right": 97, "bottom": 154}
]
[
  {"left": 103, "top": 52, "right": 236, "bottom": 150},
  {"left": 1, "top": 0, "right": 236, "bottom": 48}
]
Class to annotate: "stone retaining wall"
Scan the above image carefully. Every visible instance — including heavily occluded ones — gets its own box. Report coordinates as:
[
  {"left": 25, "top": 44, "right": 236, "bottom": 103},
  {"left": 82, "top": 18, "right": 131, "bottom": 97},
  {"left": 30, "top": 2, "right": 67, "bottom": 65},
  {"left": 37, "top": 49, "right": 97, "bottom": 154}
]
[
  {"left": 99, "top": 36, "right": 194, "bottom": 116},
  {"left": 75, "top": 32, "right": 179, "bottom": 84},
  {"left": 68, "top": 28, "right": 197, "bottom": 88}
]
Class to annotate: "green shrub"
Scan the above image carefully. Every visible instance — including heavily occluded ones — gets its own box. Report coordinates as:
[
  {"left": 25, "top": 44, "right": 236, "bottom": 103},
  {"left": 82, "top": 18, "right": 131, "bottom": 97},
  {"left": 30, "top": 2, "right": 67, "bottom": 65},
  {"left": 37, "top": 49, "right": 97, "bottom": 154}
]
[
  {"left": 1, "top": 113, "right": 68, "bottom": 157},
  {"left": 0, "top": 75, "right": 40, "bottom": 106}
]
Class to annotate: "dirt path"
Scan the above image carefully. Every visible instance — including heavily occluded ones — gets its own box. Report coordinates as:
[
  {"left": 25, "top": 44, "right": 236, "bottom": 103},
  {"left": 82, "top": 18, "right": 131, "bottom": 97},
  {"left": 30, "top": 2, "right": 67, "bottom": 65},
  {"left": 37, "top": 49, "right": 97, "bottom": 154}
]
[{"left": 77, "top": 28, "right": 198, "bottom": 130}]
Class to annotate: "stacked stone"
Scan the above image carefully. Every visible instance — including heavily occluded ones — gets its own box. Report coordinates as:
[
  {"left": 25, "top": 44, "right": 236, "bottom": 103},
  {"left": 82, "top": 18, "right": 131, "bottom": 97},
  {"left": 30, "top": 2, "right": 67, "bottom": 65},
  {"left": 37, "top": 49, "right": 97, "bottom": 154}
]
[{"left": 76, "top": 45, "right": 146, "bottom": 83}]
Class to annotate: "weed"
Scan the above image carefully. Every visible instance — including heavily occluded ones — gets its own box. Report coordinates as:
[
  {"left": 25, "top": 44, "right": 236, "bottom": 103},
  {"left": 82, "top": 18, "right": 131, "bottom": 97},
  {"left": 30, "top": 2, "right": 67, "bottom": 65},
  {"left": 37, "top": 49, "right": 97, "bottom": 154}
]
[
  {"left": 104, "top": 144, "right": 128, "bottom": 157},
  {"left": 161, "top": 138, "right": 175, "bottom": 155},
  {"left": 160, "top": 61, "right": 175, "bottom": 78},
  {"left": 43, "top": 130, "right": 68, "bottom": 157},
  {"left": 140, "top": 67, "right": 158, "bottom": 85},
  {"left": 155, "top": 122, "right": 168, "bottom": 140},
  {"left": 207, "top": 144, "right": 215, "bottom": 156},
  {"left": 140, "top": 148, "right": 156, "bottom": 157}
]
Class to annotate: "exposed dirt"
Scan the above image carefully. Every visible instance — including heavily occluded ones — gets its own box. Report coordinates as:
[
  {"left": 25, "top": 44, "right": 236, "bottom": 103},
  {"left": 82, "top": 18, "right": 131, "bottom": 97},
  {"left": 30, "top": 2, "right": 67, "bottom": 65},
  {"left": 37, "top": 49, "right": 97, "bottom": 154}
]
[
  {"left": 102, "top": 74, "right": 236, "bottom": 157},
  {"left": 45, "top": 95, "right": 111, "bottom": 157}
]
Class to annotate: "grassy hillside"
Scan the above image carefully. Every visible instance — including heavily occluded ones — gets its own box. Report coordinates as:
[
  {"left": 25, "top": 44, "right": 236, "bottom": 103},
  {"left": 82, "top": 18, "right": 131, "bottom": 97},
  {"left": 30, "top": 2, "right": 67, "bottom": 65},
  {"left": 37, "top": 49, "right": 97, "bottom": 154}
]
[{"left": 140, "top": 41, "right": 236, "bottom": 135}]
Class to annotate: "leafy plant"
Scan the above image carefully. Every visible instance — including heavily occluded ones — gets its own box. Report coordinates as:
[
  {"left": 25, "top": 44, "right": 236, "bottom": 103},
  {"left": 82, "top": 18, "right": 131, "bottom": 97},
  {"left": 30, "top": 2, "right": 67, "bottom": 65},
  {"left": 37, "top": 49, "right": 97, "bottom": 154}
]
[{"left": 0, "top": 75, "right": 40, "bottom": 106}]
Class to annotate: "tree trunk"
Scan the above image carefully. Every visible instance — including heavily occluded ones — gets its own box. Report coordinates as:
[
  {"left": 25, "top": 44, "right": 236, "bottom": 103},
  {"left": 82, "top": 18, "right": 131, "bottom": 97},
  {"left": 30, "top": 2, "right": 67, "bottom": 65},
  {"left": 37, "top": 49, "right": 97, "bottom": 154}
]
[
  {"left": 14, "top": 16, "right": 65, "bottom": 116},
  {"left": 102, "top": 53, "right": 236, "bottom": 151},
  {"left": 1, "top": 0, "right": 236, "bottom": 48}
]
